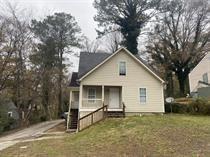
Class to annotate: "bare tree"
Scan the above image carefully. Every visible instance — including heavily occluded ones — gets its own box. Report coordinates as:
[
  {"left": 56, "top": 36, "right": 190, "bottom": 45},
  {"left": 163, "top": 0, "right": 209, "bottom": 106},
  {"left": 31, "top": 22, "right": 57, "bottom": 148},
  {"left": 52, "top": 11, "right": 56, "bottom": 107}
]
[
  {"left": 81, "top": 37, "right": 101, "bottom": 53},
  {"left": 0, "top": 19, "right": 16, "bottom": 92},
  {"left": 146, "top": 0, "right": 210, "bottom": 96},
  {"left": 0, "top": 2, "right": 37, "bottom": 126},
  {"left": 105, "top": 31, "right": 122, "bottom": 53}
]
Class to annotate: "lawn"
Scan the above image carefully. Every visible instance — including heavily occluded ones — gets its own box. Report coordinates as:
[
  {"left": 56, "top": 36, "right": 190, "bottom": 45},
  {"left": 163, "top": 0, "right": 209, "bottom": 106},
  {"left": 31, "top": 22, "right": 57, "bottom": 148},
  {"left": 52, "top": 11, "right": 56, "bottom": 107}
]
[{"left": 1, "top": 114, "right": 210, "bottom": 157}]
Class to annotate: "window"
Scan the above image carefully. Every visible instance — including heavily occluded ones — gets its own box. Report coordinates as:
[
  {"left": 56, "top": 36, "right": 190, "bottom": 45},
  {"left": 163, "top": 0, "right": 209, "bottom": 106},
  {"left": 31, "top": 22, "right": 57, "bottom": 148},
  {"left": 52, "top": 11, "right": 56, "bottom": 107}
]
[
  {"left": 119, "top": 61, "right": 126, "bottom": 76},
  {"left": 203, "top": 73, "right": 208, "bottom": 83},
  {"left": 8, "top": 112, "right": 13, "bottom": 118},
  {"left": 88, "top": 88, "right": 96, "bottom": 103},
  {"left": 139, "top": 88, "right": 146, "bottom": 103}
]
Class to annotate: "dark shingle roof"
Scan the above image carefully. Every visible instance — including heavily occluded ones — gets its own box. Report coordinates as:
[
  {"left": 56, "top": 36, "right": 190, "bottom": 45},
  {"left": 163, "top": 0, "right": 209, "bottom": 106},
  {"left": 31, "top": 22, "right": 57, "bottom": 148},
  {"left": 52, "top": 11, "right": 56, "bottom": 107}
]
[
  {"left": 69, "top": 72, "right": 79, "bottom": 87},
  {"left": 78, "top": 52, "right": 111, "bottom": 78}
]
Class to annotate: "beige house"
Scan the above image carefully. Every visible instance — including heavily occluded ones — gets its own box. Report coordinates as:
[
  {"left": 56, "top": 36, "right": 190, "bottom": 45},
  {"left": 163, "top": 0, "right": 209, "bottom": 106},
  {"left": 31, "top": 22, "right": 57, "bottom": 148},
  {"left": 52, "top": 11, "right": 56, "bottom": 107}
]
[
  {"left": 68, "top": 47, "right": 165, "bottom": 131},
  {"left": 189, "top": 52, "right": 210, "bottom": 97}
]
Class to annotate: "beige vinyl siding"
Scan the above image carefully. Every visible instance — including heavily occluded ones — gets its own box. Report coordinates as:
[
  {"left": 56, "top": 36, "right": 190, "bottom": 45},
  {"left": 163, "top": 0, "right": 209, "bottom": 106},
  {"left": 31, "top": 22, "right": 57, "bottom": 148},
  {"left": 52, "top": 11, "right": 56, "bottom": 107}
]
[
  {"left": 81, "top": 49, "right": 164, "bottom": 113},
  {"left": 189, "top": 53, "right": 210, "bottom": 92}
]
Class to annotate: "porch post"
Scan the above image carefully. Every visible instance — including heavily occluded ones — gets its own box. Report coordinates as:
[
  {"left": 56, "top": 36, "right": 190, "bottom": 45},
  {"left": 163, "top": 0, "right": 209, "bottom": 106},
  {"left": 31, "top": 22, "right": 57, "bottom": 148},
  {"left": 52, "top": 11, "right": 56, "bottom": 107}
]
[
  {"left": 79, "top": 84, "right": 83, "bottom": 110},
  {"left": 102, "top": 85, "right": 105, "bottom": 118},
  {"left": 102, "top": 85, "right": 104, "bottom": 104},
  {"left": 69, "top": 90, "right": 72, "bottom": 107},
  {"left": 66, "top": 90, "right": 72, "bottom": 130}
]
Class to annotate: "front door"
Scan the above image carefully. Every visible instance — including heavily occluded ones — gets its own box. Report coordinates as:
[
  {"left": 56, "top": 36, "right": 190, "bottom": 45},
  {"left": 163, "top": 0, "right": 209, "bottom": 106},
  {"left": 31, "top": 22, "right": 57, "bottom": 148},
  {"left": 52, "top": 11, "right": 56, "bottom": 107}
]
[{"left": 109, "top": 88, "right": 120, "bottom": 108}]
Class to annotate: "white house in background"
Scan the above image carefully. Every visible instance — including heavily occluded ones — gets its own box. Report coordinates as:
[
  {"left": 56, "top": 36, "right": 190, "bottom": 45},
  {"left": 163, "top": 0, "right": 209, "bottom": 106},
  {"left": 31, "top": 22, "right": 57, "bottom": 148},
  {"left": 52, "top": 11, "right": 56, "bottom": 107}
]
[
  {"left": 189, "top": 52, "right": 210, "bottom": 93},
  {"left": 68, "top": 47, "right": 165, "bottom": 131}
]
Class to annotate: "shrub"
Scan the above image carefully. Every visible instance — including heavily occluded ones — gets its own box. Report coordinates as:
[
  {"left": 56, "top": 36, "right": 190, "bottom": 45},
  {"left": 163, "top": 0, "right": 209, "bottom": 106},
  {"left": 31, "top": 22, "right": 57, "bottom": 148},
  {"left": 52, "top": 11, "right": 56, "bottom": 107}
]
[
  {"left": 165, "top": 102, "right": 189, "bottom": 113},
  {"left": 188, "top": 98, "right": 210, "bottom": 115},
  {"left": 165, "top": 98, "right": 210, "bottom": 115}
]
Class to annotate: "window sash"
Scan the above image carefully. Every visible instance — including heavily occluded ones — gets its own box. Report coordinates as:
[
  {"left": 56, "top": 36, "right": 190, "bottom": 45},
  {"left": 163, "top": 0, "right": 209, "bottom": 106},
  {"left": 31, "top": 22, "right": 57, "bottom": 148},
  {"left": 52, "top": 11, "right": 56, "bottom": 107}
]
[
  {"left": 119, "top": 61, "right": 126, "bottom": 75},
  {"left": 203, "top": 73, "right": 208, "bottom": 83},
  {"left": 139, "top": 88, "right": 146, "bottom": 103},
  {"left": 88, "top": 88, "right": 96, "bottom": 103}
]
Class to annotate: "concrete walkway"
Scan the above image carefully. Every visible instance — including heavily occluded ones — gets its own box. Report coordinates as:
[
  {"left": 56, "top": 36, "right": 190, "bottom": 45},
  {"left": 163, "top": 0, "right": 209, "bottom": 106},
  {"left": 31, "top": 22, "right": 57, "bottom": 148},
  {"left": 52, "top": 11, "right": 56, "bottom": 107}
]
[{"left": 0, "top": 120, "right": 64, "bottom": 151}]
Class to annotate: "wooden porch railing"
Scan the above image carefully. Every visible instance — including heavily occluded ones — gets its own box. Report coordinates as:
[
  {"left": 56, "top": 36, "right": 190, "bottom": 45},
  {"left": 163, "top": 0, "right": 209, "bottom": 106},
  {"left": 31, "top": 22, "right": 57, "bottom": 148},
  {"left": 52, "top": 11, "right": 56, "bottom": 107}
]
[{"left": 78, "top": 104, "right": 108, "bottom": 131}]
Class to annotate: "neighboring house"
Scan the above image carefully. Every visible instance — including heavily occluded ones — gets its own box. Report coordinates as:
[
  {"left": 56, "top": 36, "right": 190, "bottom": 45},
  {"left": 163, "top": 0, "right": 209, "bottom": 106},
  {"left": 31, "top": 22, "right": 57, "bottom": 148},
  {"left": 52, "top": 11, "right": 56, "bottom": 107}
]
[
  {"left": 189, "top": 52, "right": 210, "bottom": 98},
  {"left": 68, "top": 47, "right": 165, "bottom": 131},
  {"left": 0, "top": 100, "right": 20, "bottom": 129}
]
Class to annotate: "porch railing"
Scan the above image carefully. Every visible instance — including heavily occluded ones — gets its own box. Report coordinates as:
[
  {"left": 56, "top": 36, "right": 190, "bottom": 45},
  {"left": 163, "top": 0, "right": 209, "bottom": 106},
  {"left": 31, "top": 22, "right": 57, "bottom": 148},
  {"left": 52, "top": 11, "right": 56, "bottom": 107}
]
[
  {"left": 82, "top": 99, "right": 103, "bottom": 108},
  {"left": 78, "top": 104, "right": 108, "bottom": 131}
]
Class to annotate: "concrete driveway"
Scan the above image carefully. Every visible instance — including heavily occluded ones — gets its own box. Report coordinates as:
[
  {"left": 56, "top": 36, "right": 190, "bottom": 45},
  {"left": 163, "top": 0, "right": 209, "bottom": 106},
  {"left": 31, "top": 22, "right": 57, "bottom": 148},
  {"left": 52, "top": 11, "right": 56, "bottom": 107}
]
[{"left": 0, "top": 119, "right": 64, "bottom": 151}]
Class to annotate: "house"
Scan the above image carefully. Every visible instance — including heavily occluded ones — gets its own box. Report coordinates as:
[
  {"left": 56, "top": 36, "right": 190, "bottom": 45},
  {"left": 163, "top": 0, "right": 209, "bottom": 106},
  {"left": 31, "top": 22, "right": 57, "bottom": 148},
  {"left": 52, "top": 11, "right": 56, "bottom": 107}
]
[
  {"left": 189, "top": 52, "right": 210, "bottom": 98},
  {"left": 68, "top": 47, "right": 165, "bottom": 131},
  {"left": 0, "top": 100, "right": 20, "bottom": 130}
]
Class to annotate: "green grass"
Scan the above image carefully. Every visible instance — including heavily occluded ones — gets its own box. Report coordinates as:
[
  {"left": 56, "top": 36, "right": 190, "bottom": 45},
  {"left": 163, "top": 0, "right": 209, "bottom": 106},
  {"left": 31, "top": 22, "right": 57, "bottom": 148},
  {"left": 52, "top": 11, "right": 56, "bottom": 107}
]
[{"left": 2, "top": 114, "right": 210, "bottom": 157}]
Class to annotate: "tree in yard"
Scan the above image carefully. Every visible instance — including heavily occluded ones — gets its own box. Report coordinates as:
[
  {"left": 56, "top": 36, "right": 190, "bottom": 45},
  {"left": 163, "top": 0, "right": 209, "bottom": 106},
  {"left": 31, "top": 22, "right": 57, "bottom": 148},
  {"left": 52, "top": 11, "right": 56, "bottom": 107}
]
[
  {"left": 31, "top": 12, "right": 81, "bottom": 116},
  {"left": 0, "top": 18, "right": 16, "bottom": 92},
  {"left": 146, "top": 0, "right": 210, "bottom": 96},
  {"left": 30, "top": 39, "right": 58, "bottom": 120},
  {"left": 81, "top": 36, "right": 101, "bottom": 53},
  {"left": 93, "top": 0, "right": 161, "bottom": 54},
  {"left": 104, "top": 30, "right": 123, "bottom": 53},
  {"left": 0, "top": 3, "right": 39, "bottom": 126}
]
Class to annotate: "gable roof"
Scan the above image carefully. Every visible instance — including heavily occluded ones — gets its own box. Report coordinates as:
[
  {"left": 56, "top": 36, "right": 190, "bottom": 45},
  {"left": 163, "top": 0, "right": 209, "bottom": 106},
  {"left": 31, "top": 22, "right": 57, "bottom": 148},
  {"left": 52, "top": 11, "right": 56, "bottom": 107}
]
[
  {"left": 78, "top": 47, "right": 164, "bottom": 83},
  {"left": 78, "top": 52, "right": 111, "bottom": 78}
]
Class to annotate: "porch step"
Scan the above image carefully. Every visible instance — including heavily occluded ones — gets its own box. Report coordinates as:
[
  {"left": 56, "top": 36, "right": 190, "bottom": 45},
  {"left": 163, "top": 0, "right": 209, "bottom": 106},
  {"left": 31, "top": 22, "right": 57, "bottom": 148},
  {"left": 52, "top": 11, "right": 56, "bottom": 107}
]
[
  {"left": 106, "top": 111, "right": 125, "bottom": 118},
  {"left": 70, "top": 109, "right": 78, "bottom": 129}
]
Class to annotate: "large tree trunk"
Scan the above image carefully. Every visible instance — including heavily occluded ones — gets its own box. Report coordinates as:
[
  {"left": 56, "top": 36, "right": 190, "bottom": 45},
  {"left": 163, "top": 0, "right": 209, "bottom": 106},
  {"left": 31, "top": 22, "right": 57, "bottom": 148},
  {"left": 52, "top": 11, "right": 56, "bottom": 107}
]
[
  {"left": 58, "top": 52, "right": 63, "bottom": 116},
  {"left": 42, "top": 71, "right": 52, "bottom": 120},
  {"left": 176, "top": 70, "right": 189, "bottom": 97},
  {"left": 165, "top": 71, "right": 174, "bottom": 97}
]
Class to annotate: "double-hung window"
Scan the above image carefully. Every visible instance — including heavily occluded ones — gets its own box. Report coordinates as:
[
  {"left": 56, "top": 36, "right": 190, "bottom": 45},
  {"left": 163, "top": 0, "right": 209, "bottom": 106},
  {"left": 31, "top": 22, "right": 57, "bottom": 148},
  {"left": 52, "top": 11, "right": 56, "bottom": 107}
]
[
  {"left": 119, "top": 61, "right": 126, "bottom": 76},
  {"left": 139, "top": 88, "right": 146, "bottom": 103},
  {"left": 203, "top": 73, "right": 208, "bottom": 83},
  {"left": 88, "top": 88, "right": 96, "bottom": 103}
]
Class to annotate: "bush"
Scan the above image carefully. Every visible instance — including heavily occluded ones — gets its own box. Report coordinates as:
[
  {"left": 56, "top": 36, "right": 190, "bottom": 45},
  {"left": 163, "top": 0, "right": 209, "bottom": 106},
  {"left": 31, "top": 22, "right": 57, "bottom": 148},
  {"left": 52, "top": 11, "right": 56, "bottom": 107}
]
[
  {"left": 188, "top": 98, "right": 210, "bottom": 115},
  {"left": 165, "top": 98, "right": 210, "bottom": 115},
  {"left": 165, "top": 102, "right": 189, "bottom": 113}
]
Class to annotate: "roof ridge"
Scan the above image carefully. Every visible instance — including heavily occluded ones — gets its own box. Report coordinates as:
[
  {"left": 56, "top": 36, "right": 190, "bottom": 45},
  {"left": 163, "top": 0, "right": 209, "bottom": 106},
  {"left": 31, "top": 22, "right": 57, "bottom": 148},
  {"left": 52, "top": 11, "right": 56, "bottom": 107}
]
[{"left": 80, "top": 51, "right": 112, "bottom": 55}]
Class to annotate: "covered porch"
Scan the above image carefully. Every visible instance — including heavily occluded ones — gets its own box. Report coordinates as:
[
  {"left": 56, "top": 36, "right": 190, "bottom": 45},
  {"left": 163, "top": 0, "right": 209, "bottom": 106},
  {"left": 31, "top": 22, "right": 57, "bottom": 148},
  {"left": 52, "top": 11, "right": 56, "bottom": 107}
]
[{"left": 80, "top": 85, "right": 123, "bottom": 110}]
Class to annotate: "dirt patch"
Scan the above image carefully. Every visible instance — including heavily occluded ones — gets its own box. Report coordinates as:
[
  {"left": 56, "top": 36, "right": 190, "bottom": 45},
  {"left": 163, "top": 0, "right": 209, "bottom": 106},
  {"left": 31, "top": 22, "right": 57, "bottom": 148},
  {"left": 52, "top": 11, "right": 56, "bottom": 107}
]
[{"left": 45, "top": 122, "right": 66, "bottom": 133}]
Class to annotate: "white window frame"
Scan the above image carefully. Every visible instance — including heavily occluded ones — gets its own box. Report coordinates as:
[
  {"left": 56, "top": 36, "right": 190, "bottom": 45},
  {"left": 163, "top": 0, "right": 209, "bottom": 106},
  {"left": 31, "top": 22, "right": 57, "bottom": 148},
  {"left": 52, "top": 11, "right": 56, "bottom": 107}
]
[
  {"left": 87, "top": 88, "right": 96, "bottom": 103},
  {"left": 119, "top": 61, "right": 127, "bottom": 76},
  {"left": 8, "top": 111, "right": 13, "bottom": 118},
  {"left": 203, "top": 73, "right": 208, "bottom": 83},
  {"left": 139, "top": 88, "right": 147, "bottom": 104}
]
